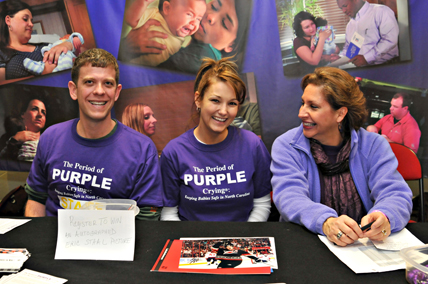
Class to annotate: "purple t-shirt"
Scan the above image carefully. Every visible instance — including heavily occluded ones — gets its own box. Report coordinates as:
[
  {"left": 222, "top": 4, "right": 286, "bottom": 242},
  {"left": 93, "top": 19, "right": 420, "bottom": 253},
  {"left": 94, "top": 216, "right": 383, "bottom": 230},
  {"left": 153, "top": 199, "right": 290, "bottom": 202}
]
[
  {"left": 27, "top": 119, "right": 163, "bottom": 216},
  {"left": 161, "top": 127, "right": 272, "bottom": 221}
]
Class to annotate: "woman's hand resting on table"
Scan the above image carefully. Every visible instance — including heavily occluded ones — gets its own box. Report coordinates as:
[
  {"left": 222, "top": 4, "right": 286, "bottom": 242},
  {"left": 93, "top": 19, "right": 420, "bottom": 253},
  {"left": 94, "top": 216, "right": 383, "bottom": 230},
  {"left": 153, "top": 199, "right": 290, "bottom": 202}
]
[
  {"left": 361, "top": 211, "right": 391, "bottom": 241},
  {"left": 323, "top": 215, "right": 364, "bottom": 247},
  {"left": 323, "top": 211, "right": 391, "bottom": 246}
]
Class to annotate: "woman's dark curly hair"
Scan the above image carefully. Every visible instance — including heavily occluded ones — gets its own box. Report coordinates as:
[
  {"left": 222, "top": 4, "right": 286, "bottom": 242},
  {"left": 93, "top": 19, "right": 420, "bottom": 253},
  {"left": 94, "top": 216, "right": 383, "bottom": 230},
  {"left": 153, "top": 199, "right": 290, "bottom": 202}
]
[{"left": 293, "top": 11, "right": 326, "bottom": 38}]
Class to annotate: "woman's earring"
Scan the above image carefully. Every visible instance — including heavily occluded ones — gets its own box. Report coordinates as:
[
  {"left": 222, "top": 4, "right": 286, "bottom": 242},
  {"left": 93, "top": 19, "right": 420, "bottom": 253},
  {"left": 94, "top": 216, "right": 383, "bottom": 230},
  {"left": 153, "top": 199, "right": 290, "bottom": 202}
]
[
  {"left": 338, "top": 122, "right": 343, "bottom": 133},
  {"left": 8, "top": 25, "right": 12, "bottom": 31},
  {"left": 196, "top": 106, "right": 201, "bottom": 113}
]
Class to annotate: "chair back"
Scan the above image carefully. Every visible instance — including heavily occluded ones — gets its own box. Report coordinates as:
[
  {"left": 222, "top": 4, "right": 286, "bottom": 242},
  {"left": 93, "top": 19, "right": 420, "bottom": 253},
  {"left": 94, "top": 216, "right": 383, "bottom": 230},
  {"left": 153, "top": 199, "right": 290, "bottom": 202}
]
[
  {"left": 389, "top": 143, "right": 421, "bottom": 180},
  {"left": 389, "top": 142, "right": 425, "bottom": 222}
]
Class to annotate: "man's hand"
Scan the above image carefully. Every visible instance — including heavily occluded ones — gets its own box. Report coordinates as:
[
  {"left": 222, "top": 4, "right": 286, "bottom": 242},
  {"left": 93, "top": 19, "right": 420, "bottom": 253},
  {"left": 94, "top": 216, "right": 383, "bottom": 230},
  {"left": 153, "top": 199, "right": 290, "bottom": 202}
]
[
  {"left": 123, "top": 19, "right": 168, "bottom": 55},
  {"left": 381, "top": 134, "right": 393, "bottom": 142},
  {"left": 366, "top": 125, "right": 378, "bottom": 133},
  {"left": 350, "top": 55, "right": 368, "bottom": 67}
]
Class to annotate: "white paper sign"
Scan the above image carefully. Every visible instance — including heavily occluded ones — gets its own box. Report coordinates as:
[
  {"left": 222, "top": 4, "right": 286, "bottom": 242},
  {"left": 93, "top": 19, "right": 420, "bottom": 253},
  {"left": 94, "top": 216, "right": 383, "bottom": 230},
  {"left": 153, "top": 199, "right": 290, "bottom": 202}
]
[{"left": 55, "top": 210, "right": 135, "bottom": 261}]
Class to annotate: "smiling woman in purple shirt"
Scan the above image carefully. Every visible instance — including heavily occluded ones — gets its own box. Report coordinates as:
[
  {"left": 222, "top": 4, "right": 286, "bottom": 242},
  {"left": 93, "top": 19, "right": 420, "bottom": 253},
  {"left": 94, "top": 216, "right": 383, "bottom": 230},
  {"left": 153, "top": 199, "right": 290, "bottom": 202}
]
[{"left": 160, "top": 57, "right": 272, "bottom": 222}]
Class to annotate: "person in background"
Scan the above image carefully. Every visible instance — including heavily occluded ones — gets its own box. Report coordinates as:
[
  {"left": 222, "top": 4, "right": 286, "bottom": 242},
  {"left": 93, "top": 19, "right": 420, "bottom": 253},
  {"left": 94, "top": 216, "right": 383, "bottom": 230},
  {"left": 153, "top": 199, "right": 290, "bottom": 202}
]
[
  {"left": 0, "top": 98, "right": 46, "bottom": 162},
  {"left": 367, "top": 93, "right": 421, "bottom": 153},
  {"left": 122, "top": 103, "right": 158, "bottom": 137},
  {"left": 160, "top": 57, "right": 271, "bottom": 221},
  {"left": 24, "top": 48, "right": 163, "bottom": 220},
  {"left": 271, "top": 67, "right": 412, "bottom": 246}
]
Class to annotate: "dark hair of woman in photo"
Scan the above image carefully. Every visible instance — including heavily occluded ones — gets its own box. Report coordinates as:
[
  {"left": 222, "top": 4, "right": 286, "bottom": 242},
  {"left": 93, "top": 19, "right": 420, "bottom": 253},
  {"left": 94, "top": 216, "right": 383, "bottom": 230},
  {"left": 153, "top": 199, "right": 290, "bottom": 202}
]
[
  {"left": 160, "top": 57, "right": 272, "bottom": 222},
  {"left": 0, "top": 97, "right": 46, "bottom": 161},
  {"left": 271, "top": 66, "right": 413, "bottom": 247},
  {"left": 292, "top": 11, "right": 339, "bottom": 74}
]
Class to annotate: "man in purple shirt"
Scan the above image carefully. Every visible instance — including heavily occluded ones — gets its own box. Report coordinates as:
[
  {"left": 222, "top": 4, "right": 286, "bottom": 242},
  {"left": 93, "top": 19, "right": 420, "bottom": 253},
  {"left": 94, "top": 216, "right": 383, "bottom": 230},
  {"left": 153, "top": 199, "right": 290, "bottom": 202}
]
[
  {"left": 24, "top": 48, "right": 163, "bottom": 219},
  {"left": 336, "top": 0, "right": 399, "bottom": 67}
]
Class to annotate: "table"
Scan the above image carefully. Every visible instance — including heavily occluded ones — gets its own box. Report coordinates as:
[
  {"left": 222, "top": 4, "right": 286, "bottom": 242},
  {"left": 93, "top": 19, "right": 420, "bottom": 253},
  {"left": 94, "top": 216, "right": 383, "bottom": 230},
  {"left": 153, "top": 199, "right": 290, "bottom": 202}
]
[{"left": 1, "top": 218, "right": 427, "bottom": 284}]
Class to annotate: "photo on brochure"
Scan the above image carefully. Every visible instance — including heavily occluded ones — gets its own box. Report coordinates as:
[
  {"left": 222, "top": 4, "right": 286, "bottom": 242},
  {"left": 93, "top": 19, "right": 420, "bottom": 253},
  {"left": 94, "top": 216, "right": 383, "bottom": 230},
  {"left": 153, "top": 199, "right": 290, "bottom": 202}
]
[
  {"left": 178, "top": 237, "right": 278, "bottom": 269},
  {"left": 275, "top": 0, "right": 411, "bottom": 77}
]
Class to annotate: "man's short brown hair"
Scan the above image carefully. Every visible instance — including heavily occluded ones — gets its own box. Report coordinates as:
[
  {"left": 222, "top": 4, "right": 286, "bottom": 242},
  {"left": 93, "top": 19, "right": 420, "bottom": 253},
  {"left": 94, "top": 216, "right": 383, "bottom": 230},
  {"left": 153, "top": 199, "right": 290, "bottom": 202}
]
[{"left": 71, "top": 48, "right": 119, "bottom": 85}]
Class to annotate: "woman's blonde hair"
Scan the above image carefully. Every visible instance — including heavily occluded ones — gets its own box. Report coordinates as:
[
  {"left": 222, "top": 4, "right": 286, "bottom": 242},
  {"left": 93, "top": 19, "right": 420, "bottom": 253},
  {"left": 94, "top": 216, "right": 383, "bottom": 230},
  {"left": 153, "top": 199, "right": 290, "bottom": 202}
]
[
  {"left": 301, "top": 67, "right": 367, "bottom": 137},
  {"left": 122, "top": 103, "right": 149, "bottom": 136}
]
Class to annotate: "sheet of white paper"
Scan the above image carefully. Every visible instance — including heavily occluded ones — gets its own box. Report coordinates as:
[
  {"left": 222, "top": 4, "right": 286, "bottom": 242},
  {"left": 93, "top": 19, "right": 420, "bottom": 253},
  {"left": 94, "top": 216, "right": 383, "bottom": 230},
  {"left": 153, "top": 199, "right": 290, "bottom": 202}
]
[
  {"left": 327, "top": 56, "right": 351, "bottom": 67},
  {"left": 0, "top": 269, "right": 67, "bottom": 284},
  {"left": 372, "top": 228, "right": 424, "bottom": 251},
  {"left": 319, "top": 235, "right": 405, "bottom": 273},
  {"left": 0, "top": 219, "right": 31, "bottom": 234},
  {"left": 55, "top": 210, "right": 135, "bottom": 261}
]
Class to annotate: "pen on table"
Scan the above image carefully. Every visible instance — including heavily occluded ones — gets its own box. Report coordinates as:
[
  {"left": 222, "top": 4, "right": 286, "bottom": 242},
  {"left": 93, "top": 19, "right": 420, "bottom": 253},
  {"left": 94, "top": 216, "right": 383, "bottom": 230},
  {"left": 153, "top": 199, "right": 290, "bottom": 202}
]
[{"left": 359, "top": 220, "right": 375, "bottom": 232}]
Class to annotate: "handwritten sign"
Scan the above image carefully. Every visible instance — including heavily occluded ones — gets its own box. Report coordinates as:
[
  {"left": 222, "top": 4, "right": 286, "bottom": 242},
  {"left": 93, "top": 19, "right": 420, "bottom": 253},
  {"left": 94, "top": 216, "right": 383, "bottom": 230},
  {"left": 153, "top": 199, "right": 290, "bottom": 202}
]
[{"left": 55, "top": 209, "right": 135, "bottom": 261}]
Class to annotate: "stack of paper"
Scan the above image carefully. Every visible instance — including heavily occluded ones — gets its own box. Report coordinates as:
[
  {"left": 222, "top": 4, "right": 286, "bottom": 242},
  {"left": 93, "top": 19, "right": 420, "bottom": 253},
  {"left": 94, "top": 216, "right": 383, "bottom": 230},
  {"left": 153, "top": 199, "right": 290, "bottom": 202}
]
[
  {"left": 0, "top": 219, "right": 31, "bottom": 234},
  {"left": 0, "top": 269, "right": 67, "bottom": 283},
  {"left": 0, "top": 249, "right": 30, "bottom": 273}
]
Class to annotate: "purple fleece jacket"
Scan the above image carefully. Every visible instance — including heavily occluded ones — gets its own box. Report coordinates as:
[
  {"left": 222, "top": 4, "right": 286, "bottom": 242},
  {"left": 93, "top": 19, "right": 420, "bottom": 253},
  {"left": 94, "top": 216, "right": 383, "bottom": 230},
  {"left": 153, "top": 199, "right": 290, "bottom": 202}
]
[{"left": 271, "top": 125, "right": 412, "bottom": 235}]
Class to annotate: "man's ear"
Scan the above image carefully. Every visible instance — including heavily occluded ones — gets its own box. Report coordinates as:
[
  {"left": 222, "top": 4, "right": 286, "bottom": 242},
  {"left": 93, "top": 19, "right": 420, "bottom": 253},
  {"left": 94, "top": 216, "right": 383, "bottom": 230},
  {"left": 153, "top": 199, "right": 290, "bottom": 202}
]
[
  {"left": 68, "top": 81, "right": 78, "bottom": 101},
  {"left": 114, "top": 84, "right": 122, "bottom": 102}
]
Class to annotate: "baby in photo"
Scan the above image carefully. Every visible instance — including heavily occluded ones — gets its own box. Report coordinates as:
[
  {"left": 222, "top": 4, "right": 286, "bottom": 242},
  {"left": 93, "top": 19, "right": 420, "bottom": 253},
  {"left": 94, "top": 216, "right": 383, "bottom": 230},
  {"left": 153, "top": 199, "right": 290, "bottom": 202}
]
[{"left": 126, "top": 0, "right": 206, "bottom": 66}]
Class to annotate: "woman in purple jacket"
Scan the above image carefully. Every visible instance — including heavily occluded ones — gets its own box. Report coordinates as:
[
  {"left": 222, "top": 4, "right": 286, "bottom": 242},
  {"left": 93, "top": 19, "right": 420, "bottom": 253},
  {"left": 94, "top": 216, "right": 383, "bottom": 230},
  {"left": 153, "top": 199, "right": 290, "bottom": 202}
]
[{"left": 271, "top": 67, "right": 412, "bottom": 247}]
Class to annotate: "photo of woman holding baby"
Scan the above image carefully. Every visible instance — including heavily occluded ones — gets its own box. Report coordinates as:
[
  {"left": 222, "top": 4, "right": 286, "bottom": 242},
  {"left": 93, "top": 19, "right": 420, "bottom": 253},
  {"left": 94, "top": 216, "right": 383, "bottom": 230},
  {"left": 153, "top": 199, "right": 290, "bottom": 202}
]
[
  {"left": 0, "top": 0, "right": 91, "bottom": 85},
  {"left": 292, "top": 11, "right": 339, "bottom": 75},
  {"left": 0, "top": 1, "right": 68, "bottom": 83}
]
